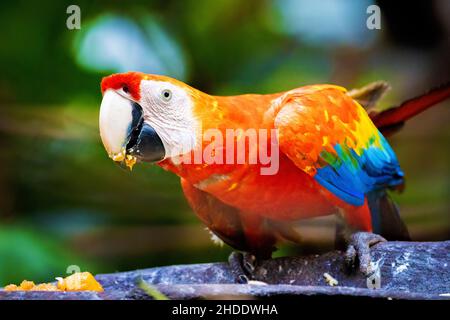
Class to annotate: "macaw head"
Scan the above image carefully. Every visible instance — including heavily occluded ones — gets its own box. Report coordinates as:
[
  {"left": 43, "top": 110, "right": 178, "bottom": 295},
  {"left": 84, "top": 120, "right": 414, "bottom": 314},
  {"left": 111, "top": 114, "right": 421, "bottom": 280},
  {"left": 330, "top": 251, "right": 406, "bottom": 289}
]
[{"left": 99, "top": 72, "right": 200, "bottom": 168}]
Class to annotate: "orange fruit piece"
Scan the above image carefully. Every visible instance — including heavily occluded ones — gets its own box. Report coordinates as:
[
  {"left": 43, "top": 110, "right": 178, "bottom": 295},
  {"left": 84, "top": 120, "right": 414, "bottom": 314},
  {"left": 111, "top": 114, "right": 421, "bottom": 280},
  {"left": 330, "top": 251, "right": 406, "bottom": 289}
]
[
  {"left": 57, "top": 272, "right": 103, "bottom": 292},
  {"left": 3, "top": 272, "right": 103, "bottom": 292}
]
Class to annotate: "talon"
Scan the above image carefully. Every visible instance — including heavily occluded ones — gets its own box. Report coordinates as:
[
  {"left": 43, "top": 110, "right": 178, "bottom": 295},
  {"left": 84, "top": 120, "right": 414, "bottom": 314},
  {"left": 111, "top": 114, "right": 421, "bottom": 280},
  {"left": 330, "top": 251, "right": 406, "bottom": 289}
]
[
  {"left": 243, "top": 253, "right": 257, "bottom": 273},
  {"left": 228, "top": 251, "right": 258, "bottom": 284},
  {"left": 345, "top": 244, "right": 357, "bottom": 271},
  {"left": 238, "top": 274, "right": 249, "bottom": 284},
  {"left": 345, "top": 232, "right": 386, "bottom": 276}
]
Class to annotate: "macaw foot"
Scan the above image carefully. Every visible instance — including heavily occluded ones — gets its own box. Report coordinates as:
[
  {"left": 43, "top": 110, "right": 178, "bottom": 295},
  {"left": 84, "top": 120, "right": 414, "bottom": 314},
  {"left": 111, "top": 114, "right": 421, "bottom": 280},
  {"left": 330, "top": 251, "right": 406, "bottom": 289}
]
[
  {"left": 345, "top": 232, "right": 386, "bottom": 275},
  {"left": 228, "top": 251, "right": 257, "bottom": 284}
]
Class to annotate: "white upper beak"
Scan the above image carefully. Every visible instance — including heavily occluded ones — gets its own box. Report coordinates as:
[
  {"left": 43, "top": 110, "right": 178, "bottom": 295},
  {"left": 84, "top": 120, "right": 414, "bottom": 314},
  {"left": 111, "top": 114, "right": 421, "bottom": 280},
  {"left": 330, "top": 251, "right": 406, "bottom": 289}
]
[{"left": 99, "top": 90, "right": 133, "bottom": 157}]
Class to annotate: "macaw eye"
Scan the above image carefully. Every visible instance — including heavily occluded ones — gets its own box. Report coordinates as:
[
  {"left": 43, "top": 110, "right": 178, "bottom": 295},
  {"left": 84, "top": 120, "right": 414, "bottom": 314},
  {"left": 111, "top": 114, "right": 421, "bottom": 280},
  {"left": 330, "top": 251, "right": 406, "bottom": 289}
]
[
  {"left": 161, "top": 89, "right": 172, "bottom": 101},
  {"left": 122, "top": 85, "right": 129, "bottom": 94}
]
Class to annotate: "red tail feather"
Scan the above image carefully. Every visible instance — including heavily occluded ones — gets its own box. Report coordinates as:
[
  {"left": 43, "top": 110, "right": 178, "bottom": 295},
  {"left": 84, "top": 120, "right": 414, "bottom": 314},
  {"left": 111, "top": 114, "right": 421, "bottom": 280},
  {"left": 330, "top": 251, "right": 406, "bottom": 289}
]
[{"left": 371, "top": 83, "right": 450, "bottom": 134}]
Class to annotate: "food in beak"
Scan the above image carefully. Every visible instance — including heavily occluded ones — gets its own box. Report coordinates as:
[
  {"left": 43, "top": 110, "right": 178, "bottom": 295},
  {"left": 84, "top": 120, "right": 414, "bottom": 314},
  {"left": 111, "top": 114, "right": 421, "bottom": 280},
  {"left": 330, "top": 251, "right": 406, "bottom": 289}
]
[
  {"left": 107, "top": 147, "right": 137, "bottom": 170},
  {"left": 125, "top": 154, "right": 137, "bottom": 170}
]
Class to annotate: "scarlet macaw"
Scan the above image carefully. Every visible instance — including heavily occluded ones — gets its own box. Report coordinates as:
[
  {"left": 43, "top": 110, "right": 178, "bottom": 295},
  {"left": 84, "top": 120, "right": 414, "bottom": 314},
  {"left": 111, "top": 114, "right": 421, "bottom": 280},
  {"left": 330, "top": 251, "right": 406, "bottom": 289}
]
[{"left": 99, "top": 72, "right": 449, "bottom": 281}]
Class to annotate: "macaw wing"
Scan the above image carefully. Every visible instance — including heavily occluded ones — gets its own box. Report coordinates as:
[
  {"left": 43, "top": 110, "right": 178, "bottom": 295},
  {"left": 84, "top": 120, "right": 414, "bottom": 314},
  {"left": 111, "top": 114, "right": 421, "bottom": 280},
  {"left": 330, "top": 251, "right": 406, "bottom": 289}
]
[{"left": 273, "top": 85, "right": 404, "bottom": 206}]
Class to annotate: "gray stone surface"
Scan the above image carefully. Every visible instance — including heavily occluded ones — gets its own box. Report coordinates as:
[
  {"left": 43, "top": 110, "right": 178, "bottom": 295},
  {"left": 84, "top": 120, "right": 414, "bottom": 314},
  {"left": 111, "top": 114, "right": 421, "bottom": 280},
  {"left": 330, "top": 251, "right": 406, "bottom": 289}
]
[{"left": 1, "top": 241, "right": 449, "bottom": 300}]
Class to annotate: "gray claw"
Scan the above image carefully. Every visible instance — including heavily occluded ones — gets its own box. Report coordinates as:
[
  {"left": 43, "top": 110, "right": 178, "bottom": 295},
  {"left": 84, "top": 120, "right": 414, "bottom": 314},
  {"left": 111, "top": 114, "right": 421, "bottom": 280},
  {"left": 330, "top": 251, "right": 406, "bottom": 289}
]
[
  {"left": 243, "top": 253, "right": 257, "bottom": 273},
  {"left": 345, "top": 232, "right": 386, "bottom": 276},
  {"left": 228, "top": 252, "right": 258, "bottom": 284}
]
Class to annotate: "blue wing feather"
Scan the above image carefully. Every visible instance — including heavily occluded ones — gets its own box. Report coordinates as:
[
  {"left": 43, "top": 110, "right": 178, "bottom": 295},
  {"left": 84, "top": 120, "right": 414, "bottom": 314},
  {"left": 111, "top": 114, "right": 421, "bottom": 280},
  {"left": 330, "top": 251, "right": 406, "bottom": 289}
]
[{"left": 315, "top": 132, "right": 404, "bottom": 206}]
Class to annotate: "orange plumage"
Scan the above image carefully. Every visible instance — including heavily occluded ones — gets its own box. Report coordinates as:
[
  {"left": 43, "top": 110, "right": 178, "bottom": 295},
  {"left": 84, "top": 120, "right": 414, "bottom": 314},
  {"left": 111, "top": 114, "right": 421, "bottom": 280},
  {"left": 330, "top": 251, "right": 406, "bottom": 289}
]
[
  {"left": 155, "top": 82, "right": 378, "bottom": 257},
  {"left": 100, "top": 72, "right": 449, "bottom": 258}
]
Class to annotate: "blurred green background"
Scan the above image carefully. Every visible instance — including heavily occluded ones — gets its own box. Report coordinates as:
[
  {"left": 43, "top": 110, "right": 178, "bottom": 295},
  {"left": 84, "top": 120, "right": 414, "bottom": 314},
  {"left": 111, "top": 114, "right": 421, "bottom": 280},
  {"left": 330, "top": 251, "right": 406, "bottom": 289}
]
[{"left": 0, "top": 0, "right": 449, "bottom": 285}]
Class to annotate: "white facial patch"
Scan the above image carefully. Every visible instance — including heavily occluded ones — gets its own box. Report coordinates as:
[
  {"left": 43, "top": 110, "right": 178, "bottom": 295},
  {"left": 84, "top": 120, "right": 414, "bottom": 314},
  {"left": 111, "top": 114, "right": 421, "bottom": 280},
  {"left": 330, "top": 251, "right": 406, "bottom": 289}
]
[{"left": 139, "top": 80, "right": 197, "bottom": 158}]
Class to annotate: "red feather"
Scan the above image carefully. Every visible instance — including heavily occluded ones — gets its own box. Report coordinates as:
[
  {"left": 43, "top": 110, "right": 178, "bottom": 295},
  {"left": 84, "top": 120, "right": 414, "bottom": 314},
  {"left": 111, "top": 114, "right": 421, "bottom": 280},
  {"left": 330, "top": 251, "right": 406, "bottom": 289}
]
[
  {"left": 100, "top": 72, "right": 144, "bottom": 101},
  {"left": 371, "top": 82, "right": 450, "bottom": 132}
]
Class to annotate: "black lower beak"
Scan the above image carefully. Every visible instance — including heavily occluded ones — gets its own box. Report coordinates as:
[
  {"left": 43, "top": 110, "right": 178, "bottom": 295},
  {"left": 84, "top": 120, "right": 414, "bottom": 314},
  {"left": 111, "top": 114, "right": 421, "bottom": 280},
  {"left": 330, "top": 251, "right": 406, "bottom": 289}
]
[{"left": 126, "top": 102, "right": 165, "bottom": 163}]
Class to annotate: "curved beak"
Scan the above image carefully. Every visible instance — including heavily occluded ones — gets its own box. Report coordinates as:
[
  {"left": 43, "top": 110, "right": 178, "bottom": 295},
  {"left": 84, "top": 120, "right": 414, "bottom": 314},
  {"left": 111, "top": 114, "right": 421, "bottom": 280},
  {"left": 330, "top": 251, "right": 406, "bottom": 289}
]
[{"left": 99, "top": 90, "right": 165, "bottom": 169}]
